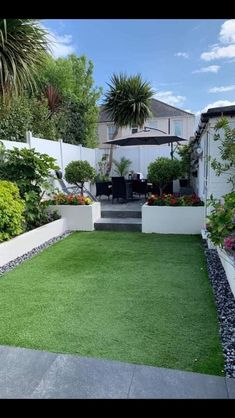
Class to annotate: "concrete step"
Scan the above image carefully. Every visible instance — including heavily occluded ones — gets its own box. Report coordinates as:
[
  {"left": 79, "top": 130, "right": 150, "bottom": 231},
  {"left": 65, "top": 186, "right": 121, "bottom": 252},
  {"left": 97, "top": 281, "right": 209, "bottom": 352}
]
[
  {"left": 101, "top": 210, "right": 141, "bottom": 219},
  {"left": 94, "top": 218, "right": 142, "bottom": 232}
]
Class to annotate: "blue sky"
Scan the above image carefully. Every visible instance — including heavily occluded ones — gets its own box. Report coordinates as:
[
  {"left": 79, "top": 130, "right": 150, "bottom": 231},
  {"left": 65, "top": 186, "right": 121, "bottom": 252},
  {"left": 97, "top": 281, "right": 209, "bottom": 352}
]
[{"left": 43, "top": 19, "right": 235, "bottom": 118}]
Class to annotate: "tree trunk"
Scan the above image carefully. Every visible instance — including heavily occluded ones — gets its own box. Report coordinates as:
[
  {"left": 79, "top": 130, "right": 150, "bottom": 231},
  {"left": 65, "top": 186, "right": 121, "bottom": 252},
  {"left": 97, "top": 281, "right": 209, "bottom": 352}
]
[{"left": 81, "top": 181, "right": 84, "bottom": 196}]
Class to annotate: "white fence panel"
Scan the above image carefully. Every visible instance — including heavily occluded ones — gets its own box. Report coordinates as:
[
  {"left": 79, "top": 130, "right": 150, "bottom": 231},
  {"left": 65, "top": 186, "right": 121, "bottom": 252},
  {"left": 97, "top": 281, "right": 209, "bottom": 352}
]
[
  {"left": 61, "top": 142, "right": 81, "bottom": 171},
  {"left": 96, "top": 145, "right": 172, "bottom": 178},
  {"left": 31, "top": 137, "right": 62, "bottom": 168},
  {"left": 0, "top": 140, "right": 29, "bottom": 150}
]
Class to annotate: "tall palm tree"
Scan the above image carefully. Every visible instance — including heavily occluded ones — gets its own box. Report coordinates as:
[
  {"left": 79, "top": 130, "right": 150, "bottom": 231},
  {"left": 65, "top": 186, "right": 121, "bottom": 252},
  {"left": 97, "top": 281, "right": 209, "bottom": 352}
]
[
  {"left": 103, "top": 73, "right": 154, "bottom": 173},
  {"left": 0, "top": 19, "right": 49, "bottom": 98}
]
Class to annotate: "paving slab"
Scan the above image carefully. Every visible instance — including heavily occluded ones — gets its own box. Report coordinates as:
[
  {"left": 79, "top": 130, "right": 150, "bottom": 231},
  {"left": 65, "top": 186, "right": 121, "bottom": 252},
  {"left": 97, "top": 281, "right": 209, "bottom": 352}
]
[
  {"left": 129, "top": 364, "right": 228, "bottom": 399},
  {"left": 0, "top": 345, "right": 57, "bottom": 398},
  {"left": 0, "top": 346, "right": 230, "bottom": 399},
  {"left": 30, "top": 355, "right": 134, "bottom": 399},
  {"left": 226, "top": 378, "right": 235, "bottom": 399}
]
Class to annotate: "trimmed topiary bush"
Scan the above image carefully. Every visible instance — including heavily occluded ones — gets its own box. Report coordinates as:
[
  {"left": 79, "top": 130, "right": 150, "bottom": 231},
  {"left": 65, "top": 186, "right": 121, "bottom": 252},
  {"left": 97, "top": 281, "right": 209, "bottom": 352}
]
[
  {"left": 65, "top": 160, "right": 96, "bottom": 195},
  {"left": 148, "top": 157, "right": 182, "bottom": 196},
  {"left": 0, "top": 180, "right": 25, "bottom": 242}
]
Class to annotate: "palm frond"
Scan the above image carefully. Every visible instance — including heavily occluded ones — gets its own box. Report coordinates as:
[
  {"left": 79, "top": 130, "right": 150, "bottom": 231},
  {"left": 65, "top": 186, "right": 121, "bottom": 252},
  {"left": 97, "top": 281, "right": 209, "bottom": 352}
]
[
  {"left": 0, "top": 19, "right": 49, "bottom": 98},
  {"left": 103, "top": 73, "right": 154, "bottom": 128}
]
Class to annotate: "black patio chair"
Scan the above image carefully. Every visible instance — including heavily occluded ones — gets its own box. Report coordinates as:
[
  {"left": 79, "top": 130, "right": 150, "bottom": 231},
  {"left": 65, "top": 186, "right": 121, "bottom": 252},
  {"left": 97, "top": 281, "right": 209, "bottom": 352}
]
[
  {"left": 132, "top": 179, "right": 148, "bottom": 198},
  {"left": 112, "top": 177, "right": 133, "bottom": 203},
  {"left": 96, "top": 181, "right": 112, "bottom": 199}
]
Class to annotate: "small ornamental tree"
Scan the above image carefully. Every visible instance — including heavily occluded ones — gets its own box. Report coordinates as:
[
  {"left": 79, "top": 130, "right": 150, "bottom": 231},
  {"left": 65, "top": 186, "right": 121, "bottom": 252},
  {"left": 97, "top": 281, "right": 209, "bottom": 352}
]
[
  {"left": 65, "top": 160, "right": 96, "bottom": 196},
  {"left": 148, "top": 157, "right": 182, "bottom": 196}
]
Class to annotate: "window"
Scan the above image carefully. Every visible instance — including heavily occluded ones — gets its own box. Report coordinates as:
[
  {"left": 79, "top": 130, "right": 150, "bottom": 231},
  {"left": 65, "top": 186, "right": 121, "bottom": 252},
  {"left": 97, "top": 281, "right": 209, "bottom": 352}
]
[
  {"left": 107, "top": 125, "right": 117, "bottom": 141},
  {"left": 173, "top": 120, "right": 183, "bottom": 137},
  {"left": 132, "top": 127, "right": 138, "bottom": 134},
  {"left": 147, "top": 120, "right": 158, "bottom": 130}
]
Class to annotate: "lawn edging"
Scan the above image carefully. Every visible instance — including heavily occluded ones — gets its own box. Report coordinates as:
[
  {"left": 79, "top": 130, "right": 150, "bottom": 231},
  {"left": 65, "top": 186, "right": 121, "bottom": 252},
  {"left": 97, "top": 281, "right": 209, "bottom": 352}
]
[
  {"left": 0, "top": 218, "right": 67, "bottom": 267},
  {"left": 48, "top": 202, "right": 101, "bottom": 231},
  {"left": 142, "top": 204, "right": 204, "bottom": 234}
]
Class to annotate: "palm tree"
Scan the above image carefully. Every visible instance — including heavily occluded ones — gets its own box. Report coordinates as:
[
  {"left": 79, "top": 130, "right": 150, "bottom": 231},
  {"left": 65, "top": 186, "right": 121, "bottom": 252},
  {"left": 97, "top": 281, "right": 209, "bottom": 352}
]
[
  {"left": 0, "top": 19, "right": 49, "bottom": 98},
  {"left": 103, "top": 73, "right": 154, "bottom": 173}
]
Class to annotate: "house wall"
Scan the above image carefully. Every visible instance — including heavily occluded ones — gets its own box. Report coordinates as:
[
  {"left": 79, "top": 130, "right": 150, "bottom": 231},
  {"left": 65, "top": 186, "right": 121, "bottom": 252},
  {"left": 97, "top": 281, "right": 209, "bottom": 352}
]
[{"left": 98, "top": 114, "right": 195, "bottom": 148}]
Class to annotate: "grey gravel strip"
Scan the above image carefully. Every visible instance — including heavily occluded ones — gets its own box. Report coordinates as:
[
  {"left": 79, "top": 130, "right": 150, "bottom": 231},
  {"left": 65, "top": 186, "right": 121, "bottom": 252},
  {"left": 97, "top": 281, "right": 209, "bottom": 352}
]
[
  {"left": 204, "top": 245, "right": 235, "bottom": 378},
  {"left": 0, "top": 231, "right": 72, "bottom": 277}
]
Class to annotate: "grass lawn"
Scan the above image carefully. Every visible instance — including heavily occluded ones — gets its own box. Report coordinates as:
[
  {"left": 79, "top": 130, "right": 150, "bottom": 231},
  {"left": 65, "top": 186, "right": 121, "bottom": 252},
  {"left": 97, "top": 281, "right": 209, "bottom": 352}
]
[{"left": 0, "top": 232, "right": 224, "bottom": 375}]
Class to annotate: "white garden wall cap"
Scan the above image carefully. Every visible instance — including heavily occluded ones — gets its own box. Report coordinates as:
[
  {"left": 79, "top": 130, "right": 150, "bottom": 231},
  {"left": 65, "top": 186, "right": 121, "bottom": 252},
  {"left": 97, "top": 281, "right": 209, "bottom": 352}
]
[{"left": 0, "top": 218, "right": 67, "bottom": 267}]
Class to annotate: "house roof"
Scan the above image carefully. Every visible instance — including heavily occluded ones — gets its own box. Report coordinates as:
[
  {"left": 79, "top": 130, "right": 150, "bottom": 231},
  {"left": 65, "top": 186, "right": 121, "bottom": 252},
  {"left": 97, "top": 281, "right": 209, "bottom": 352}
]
[
  {"left": 98, "top": 98, "right": 194, "bottom": 123},
  {"left": 194, "top": 105, "right": 235, "bottom": 142}
]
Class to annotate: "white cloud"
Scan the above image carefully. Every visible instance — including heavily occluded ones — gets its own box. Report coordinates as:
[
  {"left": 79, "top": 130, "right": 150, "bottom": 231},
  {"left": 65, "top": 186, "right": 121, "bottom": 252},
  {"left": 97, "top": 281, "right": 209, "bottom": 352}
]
[
  {"left": 209, "top": 85, "right": 235, "bottom": 93},
  {"left": 201, "top": 20, "right": 235, "bottom": 61},
  {"left": 41, "top": 24, "right": 76, "bottom": 58},
  {"left": 174, "top": 52, "right": 189, "bottom": 59},
  {"left": 201, "top": 44, "right": 235, "bottom": 61},
  {"left": 219, "top": 19, "right": 235, "bottom": 44},
  {"left": 193, "top": 65, "right": 220, "bottom": 74},
  {"left": 154, "top": 91, "right": 186, "bottom": 107}
]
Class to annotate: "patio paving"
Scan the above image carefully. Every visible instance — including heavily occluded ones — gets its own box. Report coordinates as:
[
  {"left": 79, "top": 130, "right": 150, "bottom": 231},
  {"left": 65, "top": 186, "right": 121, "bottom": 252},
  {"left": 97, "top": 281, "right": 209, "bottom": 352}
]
[
  {"left": 0, "top": 345, "right": 234, "bottom": 399},
  {"left": 99, "top": 196, "right": 146, "bottom": 212}
]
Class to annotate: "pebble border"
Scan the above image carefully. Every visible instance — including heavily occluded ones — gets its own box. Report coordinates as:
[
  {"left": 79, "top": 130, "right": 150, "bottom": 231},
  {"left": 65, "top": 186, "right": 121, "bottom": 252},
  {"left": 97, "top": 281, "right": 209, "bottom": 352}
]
[
  {"left": 0, "top": 231, "right": 72, "bottom": 277},
  {"left": 204, "top": 245, "right": 235, "bottom": 378}
]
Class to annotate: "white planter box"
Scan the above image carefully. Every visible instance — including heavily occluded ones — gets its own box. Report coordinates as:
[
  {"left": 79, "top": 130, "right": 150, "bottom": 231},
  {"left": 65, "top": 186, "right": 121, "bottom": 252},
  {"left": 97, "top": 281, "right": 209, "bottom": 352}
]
[
  {"left": 48, "top": 202, "right": 101, "bottom": 231},
  {"left": 0, "top": 218, "right": 67, "bottom": 267},
  {"left": 142, "top": 204, "right": 204, "bottom": 234},
  {"left": 217, "top": 247, "right": 235, "bottom": 298}
]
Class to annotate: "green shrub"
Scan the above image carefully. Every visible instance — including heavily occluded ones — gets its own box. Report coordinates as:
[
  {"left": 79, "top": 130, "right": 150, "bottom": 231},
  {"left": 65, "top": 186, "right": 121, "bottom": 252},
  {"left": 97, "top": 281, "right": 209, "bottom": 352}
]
[
  {"left": 65, "top": 160, "right": 96, "bottom": 195},
  {"left": 206, "top": 192, "right": 235, "bottom": 246},
  {"left": 0, "top": 180, "right": 25, "bottom": 242},
  {"left": 148, "top": 157, "right": 182, "bottom": 196}
]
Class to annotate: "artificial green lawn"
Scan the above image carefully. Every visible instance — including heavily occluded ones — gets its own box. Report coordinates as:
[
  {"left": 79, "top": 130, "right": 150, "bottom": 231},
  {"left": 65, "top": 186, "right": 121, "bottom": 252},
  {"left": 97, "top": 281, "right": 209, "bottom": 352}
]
[{"left": 0, "top": 232, "right": 224, "bottom": 375}]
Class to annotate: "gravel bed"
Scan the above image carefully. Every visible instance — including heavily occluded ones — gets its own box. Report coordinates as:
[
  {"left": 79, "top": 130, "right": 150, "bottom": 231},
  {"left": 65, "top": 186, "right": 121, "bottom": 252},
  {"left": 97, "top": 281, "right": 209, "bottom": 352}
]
[
  {"left": 0, "top": 231, "right": 72, "bottom": 277},
  {"left": 204, "top": 245, "right": 235, "bottom": 378}
]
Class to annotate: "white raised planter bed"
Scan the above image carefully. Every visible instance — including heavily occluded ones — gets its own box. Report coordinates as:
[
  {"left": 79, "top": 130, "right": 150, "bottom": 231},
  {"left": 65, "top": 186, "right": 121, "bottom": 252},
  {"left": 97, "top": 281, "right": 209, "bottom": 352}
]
[
  {"left": 217, "top": 247, "right": 235, "bottom": 298},
  {"left": 142, "top": 204, "right": 204, "bottom": 234},
  {"left": 48, "top": 202, "right": 101, "bottom": 231},
  {"left": 0, "top": 218, "right": 67, "bottom": 267}
]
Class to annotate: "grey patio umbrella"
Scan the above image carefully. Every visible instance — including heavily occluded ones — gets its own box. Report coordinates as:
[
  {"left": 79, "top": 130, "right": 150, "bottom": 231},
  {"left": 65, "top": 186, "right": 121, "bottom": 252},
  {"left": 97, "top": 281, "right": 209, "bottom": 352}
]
[{"left": 104, "top": 128, "right": 186, "bottom": 146}]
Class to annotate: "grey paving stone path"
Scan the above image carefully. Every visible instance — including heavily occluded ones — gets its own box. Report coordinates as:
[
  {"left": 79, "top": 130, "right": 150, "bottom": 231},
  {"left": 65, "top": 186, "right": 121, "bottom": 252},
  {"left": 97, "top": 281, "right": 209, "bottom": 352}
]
[{"left": 0, "top": 345, "right": 234, "bottom": 399}]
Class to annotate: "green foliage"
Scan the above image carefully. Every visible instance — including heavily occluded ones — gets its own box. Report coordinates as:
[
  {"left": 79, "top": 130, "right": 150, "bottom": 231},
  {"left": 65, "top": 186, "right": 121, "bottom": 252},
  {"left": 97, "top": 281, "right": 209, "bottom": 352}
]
[
  {"left": 148, "top": 157, "right": 182, "bottom": 196},
  {"left": 24, "top": 191, "right": 60, "bottom": 231},
  {"left": 211, "top": 117, "right": 235, "bottom": 189},
  {"left": 56, "top": 96, "right": 98, "bottom": 147},
  {"left": 0, "top": 180, "right": 25, "bottom": 242},
  {"left": 0, "top": 95, "right": 59, "bottom": 141},
  {"left": 177, "top": 144, "right": 191, "bottom": 180},
  {"left": 37, "top": 54, "right": 102, "bottom": 147},
  {"left": 0, "top": 19, "right": 49, "bottom": 98},
  {"left": 0, "top": 147, "right": 58, "bottom": 197},
  {"left": 103, "top": 73, "right": 154, "bottom": 127},
  {"left": 65, "top": 160, "right": 96, "bottom": 195},
  {"left": 0, "top": 147, "right": 59, "bottom": 231},
  {"left": 206, "top": 192, "right": 235, "bottom": 246},
  {"left": 113, "top": 156, "right": 132, "bottom": 177}
]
